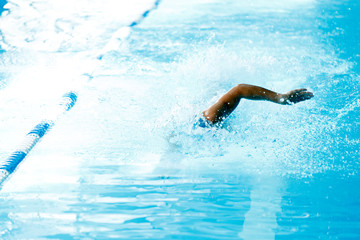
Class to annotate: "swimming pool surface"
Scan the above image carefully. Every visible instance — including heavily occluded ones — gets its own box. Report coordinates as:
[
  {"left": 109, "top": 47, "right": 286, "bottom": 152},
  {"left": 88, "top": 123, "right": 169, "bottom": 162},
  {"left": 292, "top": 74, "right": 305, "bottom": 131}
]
[{"left": 0, "top": 0, "right": 359, "bottom": 239}]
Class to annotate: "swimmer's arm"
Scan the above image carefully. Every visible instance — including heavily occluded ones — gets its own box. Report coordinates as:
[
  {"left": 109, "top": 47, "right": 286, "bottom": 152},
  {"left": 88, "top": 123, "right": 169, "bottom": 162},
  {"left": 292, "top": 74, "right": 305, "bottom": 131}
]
[
  {"left": 203, "top": 84, "right": 313, "bottom": 124},
  {"left": 224, "top": 84, "right": 314, "bottom": 105}
]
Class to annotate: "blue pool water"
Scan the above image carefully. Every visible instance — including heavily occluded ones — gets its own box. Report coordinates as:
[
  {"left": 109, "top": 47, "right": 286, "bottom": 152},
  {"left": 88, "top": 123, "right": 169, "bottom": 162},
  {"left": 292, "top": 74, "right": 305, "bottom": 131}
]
[{"left": 0, "top": 0, "right": 359, "bottom": 239}]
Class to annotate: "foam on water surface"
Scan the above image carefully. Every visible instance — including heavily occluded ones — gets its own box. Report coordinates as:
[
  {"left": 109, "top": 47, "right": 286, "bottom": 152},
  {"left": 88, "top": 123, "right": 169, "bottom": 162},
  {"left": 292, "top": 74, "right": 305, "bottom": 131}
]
[{"left": 0, "top": 0, "right": 359, "bottom": 239}]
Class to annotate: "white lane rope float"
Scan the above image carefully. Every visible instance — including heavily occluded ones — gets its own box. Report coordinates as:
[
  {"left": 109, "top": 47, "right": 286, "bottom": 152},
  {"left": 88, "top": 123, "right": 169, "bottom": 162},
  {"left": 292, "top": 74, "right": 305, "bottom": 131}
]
[
  {"left": 0, "top": 0, "right": 161, "bottom": 187},
  {"left": 97, "top": 0, "right": 161, "bottom": 60},
  {"left": 0, "top": 92, "right": 77, "bottom": 185}
]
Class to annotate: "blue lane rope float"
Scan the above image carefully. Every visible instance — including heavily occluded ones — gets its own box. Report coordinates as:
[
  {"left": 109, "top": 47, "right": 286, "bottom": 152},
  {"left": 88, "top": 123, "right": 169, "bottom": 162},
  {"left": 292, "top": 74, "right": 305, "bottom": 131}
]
[
  {"left": 0, "top": 0, "right": 161, "bottom": 187},
  {"left": 97, "top": 0, "right": 162, "bottom": 60},
  {"left": 129, "top": 0, "right": 161, "bottom": 27},
  {"left": 0, "top": 92, "right": 77, "bottom": 186}
]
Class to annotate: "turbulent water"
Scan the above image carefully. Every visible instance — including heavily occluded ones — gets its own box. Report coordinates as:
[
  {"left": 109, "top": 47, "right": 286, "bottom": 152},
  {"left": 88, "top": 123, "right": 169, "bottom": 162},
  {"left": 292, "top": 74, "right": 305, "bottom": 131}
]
[{"left": 0, "top": 0, "right": 359, "bottom": 239}]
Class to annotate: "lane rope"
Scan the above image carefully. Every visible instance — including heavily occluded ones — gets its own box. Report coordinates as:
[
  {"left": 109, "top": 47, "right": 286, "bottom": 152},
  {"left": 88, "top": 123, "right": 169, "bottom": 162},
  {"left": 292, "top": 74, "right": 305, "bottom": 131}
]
[
  {"left": 0, "top": 0, "right": 161, "bottom": 187},
  {"left": 0, "top": 92, "right": 77, "bottom": 185},
  {"left": 97, "top": 0, "right": 161, "bottom": 60}
]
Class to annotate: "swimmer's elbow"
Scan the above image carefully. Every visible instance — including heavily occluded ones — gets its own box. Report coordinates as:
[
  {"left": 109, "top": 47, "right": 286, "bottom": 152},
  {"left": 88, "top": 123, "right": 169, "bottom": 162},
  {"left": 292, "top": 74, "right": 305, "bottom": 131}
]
[
  {"left": 235, "top": 84, "right": 252, "bottom": 97},
  {"left": 236, "top": 84, "right": 248, "bottom": 91}
]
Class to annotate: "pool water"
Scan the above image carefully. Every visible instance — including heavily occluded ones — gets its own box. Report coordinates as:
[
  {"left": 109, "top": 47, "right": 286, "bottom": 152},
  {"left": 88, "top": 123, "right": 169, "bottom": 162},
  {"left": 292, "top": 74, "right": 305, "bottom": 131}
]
[{"left": 0, "top": 0, "right": 359, "bottom": 239}]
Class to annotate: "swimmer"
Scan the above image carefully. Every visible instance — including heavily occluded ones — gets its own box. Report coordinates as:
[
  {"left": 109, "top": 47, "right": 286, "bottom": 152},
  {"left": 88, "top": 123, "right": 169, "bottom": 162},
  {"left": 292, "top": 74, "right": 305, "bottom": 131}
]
[{"left": 201, "top": 84, "right": 314, "bottom": 126}]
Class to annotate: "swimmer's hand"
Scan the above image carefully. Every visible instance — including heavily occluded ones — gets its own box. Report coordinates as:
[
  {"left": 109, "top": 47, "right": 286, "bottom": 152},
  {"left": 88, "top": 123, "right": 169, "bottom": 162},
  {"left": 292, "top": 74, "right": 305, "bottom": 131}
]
[{"left": 279, "top": 88, "right": 314, "bottom": 105}]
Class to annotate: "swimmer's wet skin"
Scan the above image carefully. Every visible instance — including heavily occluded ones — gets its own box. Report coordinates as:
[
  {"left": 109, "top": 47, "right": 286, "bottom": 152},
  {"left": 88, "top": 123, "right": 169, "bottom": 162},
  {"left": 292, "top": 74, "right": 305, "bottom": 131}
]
[{"left": 202, "top": 84, "right": 314, "bottom": 126}]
